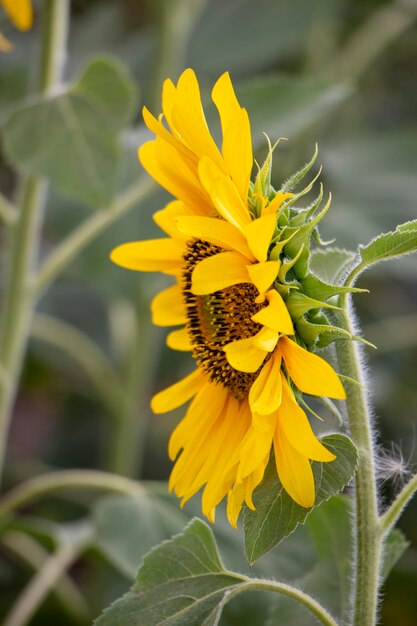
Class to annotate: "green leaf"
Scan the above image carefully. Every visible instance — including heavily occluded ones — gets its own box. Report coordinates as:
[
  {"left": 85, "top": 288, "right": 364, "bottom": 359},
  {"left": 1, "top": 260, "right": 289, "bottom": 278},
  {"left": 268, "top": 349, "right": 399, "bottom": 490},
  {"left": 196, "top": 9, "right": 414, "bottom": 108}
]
[
  {"left": 356, "top": 220, "right": 417, "bottom": 274},
  {"left": 3, "top": 57, "right": 137, "bottom": 207},
  {"left": 301, "top": 274, "right": 366, "bottom": 302},
  {"left": 381, "top": 528, "right": 410, "bottom": 582},
  {"left": 94, "top": 518, "right": 245, "bottom": 626},
  {"left": 93, "top": 493, "right": 190, "bottom": 579},
  {"left": 309, "top": 248, "right": 356, "bottom": 284},
  {"left": 76, "top": 56, "right": 137, "bottom": 130},
  {"left": 244, "top": 434, "right": 358, "bottom": 564}
]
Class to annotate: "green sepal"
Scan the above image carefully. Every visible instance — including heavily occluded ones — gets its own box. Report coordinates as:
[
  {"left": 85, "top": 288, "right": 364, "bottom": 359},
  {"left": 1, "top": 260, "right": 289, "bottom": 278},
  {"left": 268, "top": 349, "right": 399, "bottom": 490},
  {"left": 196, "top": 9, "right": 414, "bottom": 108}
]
[
  {"left": 301, "top": 274, "right": 367, "bottom": 302},
  {"left": 286, "top": 292, "right": 341, "bottom": 321},
  {"left": 296, "top": 314, "right": 351, "bottom": 346},
  {"left": 280, "top": 143, "right": 318, "bottom": 193}
]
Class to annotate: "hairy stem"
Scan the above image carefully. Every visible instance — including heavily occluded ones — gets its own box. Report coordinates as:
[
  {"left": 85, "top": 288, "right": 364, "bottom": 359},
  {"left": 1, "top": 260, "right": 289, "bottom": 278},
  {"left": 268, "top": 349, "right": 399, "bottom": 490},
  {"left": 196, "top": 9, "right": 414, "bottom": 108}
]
[
  {"left": 335, "top": 298, "right": 381, "bottom": 626},
  {"left": 0, "top": 0, "right": 70, "bottom": 484},
  {"left": 0, "top": 469, "right": 144, "bottom": 520},
  {"left": 229, "top": 578, "right": 339, "bottom": 626}
]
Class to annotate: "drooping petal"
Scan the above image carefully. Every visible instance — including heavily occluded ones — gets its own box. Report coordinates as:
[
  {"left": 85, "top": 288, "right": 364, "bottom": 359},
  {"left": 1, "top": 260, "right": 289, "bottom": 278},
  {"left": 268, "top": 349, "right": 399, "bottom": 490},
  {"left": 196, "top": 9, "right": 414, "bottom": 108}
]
[
  {"left": 151, "top": 368, "right": 205, "bottom": 414},
  {"left": 246, "top": 261, "right": 280, "bottom": 296},
  {"left": 168, "top": 382, "right": 226, "bottom": 460},
  {"left": 279, "top": 336, "right": 346, "bottom": 399},
  {"left": 236, "top": 418, "right": 276, "bottom": 482},
  {"left": 175, "top": 215, "right": 254, "bottom": 260},
  {"left": 243, "top": 214, "right": 277, "bottom": 262},
  {"left": 151, "top": 284, "right": 186, "bottom": 326},
  {"left": 274, "top": 426, "right": 315, "bottom": 508},
  {"left": 166, "top": 328, "right": 192, "bottom": 351},
  {"left": 249, "top": 350, "right": 283, "bottom": 415},
  {"left": 191, "top": 251, "right": 250, "bottom": 294},
  {"left": 110, "top": 239, "right": 184, "bottom": 274},
  {"left": 253, "top": 326, "right": 279, "bottom": 352},
  {"left": 226, "top": 480, "right": 246, "bottom": 528},
  {"left": 251, "top": 289, "right": 294, "bottom": 335},
  {"left": 279, "top": 376, "right": 336, "bottom": 462}
]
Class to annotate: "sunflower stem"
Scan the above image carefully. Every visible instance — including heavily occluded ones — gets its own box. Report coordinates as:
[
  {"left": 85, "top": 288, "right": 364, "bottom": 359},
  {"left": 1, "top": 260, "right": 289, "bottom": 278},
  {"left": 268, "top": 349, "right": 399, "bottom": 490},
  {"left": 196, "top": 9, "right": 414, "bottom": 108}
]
[
  {"left": 0, "top": 0, "right": 70, "bottom": 486},
  {"left": 335, "top": 297, "right": 381, "bottom": 626}
]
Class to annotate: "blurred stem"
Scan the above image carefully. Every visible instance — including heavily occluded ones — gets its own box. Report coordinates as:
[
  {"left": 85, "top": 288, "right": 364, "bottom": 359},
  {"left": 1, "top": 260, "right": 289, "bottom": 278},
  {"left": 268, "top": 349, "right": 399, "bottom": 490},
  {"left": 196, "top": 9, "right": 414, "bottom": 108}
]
[
  {"left": 31, "top": 313, "right": 126, "bottom": 418},
  {"left": 0, "top": 193, "right": 17, "bottom": 225},
  {"left": 0, "top": 0, "right": 70, "bottom": 486},
  {"left": 3, "top": 523, "right": 92, "bottom": 626},
  {"left": 2, "top": 530, "right": 90, "bottom": 622},
  {"left": 335, "top": 298, "right": 381, "bottom": 626},
  {"left": 107, "top": 299, "right": 163, "bottom": 478},
  {"left": 379, "top": 473, "right": 417, "bottom": 536},
  {"left": 34, "top": 177, "right": 154, "bottom": 295},
  {"left": 0, "top": 470, "right": 144, "bottom": 520},
  {"left": 147, "top": 0, "right": 208, "bottom": 110},
  {"left": 329, "top": 0, "right": 417, "bottom": 82}
]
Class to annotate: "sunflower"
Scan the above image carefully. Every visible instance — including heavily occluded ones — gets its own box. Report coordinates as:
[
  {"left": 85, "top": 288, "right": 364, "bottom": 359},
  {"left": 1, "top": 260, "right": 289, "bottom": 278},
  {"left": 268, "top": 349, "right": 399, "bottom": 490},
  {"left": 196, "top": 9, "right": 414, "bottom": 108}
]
[
  {"left": 0, "top": 0, "right": 33, "bottom": 52},
  {"left": 111, "top": 69, "right": 347, "bottom": 527}
]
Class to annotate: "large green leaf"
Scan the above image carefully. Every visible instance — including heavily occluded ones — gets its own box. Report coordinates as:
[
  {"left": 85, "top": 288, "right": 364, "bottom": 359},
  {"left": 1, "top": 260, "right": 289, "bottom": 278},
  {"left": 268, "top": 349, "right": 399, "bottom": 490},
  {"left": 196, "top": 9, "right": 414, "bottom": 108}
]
[
  {"left": 3, "top": 57, "right": 137, "bottom": 207},
  {"left": 93, "top": 493, "right": 190, "bottom": 579},
  {"left": 94, "top": 518, "right": 246, "bottom": 626},
  {"left": 354, "top": 220, "right": 417, "bottom": 276},
  {"left": 244, "top": 434, "right": 358, "bottom": 564},
  {"left": 309, "top": 248, "right": 356, "bottom": 284},
  {"left": 267, "top": 496, "right": 409, "bottom": 626}
]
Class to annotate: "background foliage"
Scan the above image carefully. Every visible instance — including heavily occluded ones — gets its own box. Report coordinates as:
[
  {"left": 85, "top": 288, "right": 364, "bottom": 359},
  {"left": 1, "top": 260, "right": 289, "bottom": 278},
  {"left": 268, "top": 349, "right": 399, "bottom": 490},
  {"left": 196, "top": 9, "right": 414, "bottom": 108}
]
[{"left": 0, "top": 0, "right": 416, "bottom": 624}]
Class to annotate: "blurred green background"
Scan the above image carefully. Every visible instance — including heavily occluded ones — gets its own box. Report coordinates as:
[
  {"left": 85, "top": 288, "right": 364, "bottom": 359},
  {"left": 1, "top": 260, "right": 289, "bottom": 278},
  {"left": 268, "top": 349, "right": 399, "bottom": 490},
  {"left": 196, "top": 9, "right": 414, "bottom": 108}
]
[{"left": 1, "top": 0, "right": 416, "bottom": 624}]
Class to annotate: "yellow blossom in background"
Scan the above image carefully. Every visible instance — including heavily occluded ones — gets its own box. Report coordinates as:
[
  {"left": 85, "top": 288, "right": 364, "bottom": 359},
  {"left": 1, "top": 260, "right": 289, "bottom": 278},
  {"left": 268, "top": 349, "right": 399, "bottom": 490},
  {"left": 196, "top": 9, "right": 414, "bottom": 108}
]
[
  {"left": 0, "top": 0, "right": 33, "bottom": 51},
  {"left": 111, "top": 69, "right": 346, "bottom": 527}
]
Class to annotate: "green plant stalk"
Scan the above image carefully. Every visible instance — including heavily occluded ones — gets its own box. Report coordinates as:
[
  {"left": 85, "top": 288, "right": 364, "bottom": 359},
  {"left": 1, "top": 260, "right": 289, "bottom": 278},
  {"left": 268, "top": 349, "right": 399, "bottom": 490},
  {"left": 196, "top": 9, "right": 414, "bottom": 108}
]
[
  {"left": 335, "top": 297, "right": 381, "bottom": 626},
  {"left": 0, "top": 469, "right": 144, "bottom": 520},
  {"left": 0, "top": 0, "right": 70, "bottom": 484}
]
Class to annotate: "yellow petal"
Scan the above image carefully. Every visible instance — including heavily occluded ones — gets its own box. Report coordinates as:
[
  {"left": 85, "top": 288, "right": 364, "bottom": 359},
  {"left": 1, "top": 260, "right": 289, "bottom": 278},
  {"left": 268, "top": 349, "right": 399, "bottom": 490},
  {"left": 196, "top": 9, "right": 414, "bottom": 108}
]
[
  {"left": 253, "top": 326, "right": 279, "bottom": 352},
  {"left": 249, "top": 351, "right": 283, "bottom": 415},
  {"left": 226, "top": 481, "right": 246, "bottom": 528},
  {"left": 191, "top": 251, "right": 250, "bottom": 295},
  {"left": 166, "top": 327, "right": 192, "bottom": 351},
  {"left": 279, "top": 336, "right": 346, "bottom": 399},
  {"left": 2, "top": 0, "right": 33, "bottom": 30},
  {"left": 224, "top": 334, "right": 268, "bottom": 373},
  {"left": 110, "top": 239, "right": 184, "bottom": 274},
  {"left": 210, "top": 174, "right": 251, "bottom": 230},
  {"left": 211, "top": 72, "right": 241, "bottom": 134},
  {"left": 236, "top": 421, "right": 276, "bottom": 482},
  {"left": 262, "top": 192, "right": 293, "bottom": 216},
  {"left": 246, "top": 261, "right": 280, "bottom": 296},
  {"left": 139, "top": 140, "right": 210, "bottom": 213},
  {"left": 175, "top": 216, "right": 254, "bottom": 260},
  {"left": 251, "top": 289, "right": 294, "bottom": 335},
  {"left": 161, "top": 78, "right": 177, "bottom": 131},
  {"left": 151, "top": 368, "right": 205, "bottom": 414},
  {"left": 171, "top": 69, "right": 224, "bottom": 169},
  {"left": 153, "top": 201, "right": 201, "bottom": 238},
  {"left": 279, "top": 376, "right": 336, "bottom": 462},
  {"left": 142, "top": 106, "right": 195, "bottom": 166},
  {"left": 244, "top": 456, "right": 269, "bottom": 509},
  {"left": 243, "top": 214, "right": 277, "bottom": 262},
  {"left": 151, "top": 284, "right": 186, "bottom": 326},
  {"left": 274, "top": 426, "right": 315, "bottom": 508},
  {"left": 221, "top": 108, "right": 253, "bottom": 203},
  {"left": 168, "top": 382, "right": 226, "bottom": 460}
]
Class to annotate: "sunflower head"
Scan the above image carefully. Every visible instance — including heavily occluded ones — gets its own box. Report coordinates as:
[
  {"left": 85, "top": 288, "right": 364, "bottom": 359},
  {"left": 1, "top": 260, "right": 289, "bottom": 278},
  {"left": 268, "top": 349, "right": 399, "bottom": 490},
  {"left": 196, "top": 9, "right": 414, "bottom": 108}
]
[{"left": 111, "top": 69, "right": 354, "bottom": 527}]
